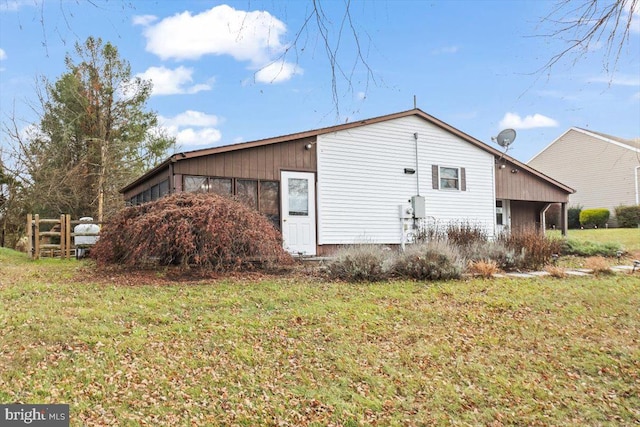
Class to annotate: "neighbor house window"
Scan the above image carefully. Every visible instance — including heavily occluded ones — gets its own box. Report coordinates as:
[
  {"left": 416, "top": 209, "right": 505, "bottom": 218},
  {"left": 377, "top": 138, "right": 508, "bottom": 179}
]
[
  {"left": 440, "top": 167, "right": 460, "bottom": 190},
  {"left": 496, "top": 200, "right": 504, "bottom": 225}
]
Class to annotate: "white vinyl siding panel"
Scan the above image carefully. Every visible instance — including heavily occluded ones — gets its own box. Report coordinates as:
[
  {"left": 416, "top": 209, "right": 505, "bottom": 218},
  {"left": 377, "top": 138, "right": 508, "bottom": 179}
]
[
  {"left": 317, "top": 115, "right": 496, "bottom": 245},
  {"left": 528, "top": 129, "right": 640, "bottom": 214}
]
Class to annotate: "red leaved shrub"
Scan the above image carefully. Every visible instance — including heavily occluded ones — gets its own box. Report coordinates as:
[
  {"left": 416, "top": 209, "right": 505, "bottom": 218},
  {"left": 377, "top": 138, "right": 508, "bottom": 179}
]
[{"left": 91, "top": 192, "right": 294, "bottom": 271}]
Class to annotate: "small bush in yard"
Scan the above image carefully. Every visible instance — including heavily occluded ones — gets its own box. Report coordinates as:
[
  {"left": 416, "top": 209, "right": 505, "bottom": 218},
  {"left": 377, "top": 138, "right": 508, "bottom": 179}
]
[
  {"left": 92, "top": 192, "right": 293, "bottom": 271},
  {"left": 460, "top": 240, "right": 522, "bottom": 272},
  {"left": 468, "top": 259, "right": 499, "bottom": 278},
  {"left": 393, "top": 240, "right": 462, "bottom": 280},
  {"left": 568, "top": 206, "right": 582, "bottom": 229},
  {"left": 579, "top": 208, "right": 610, "bottom": 228},
  {"left": 561, "top": 239, "right": 622, "bottom": 257},
  {"left": 324, "top": 245, "right": 391, "bottom": 282},
  {"left": 585, "top": 256, "right": 613, "bottom": 275},
  {"left": 499, "top": 230, "right": 561, "bottom": 271},
  {"left": 446, "top": 221, "right": 488, "bottom": 247},
  {"left": 545, "top": 265, "right": 567, "bottom": 278},
  {"left": 615, "top": 205, "right": 640, "bottom": 228}
]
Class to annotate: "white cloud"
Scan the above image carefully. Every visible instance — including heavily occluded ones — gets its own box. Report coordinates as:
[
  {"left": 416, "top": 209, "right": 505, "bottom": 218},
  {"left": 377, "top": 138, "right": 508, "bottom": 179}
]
[
  {"left": 588, "top": 74, "right": 640, "bottom": 86},
  {"left": 0, "top": 0, "right": 34, "bottom": 12},
  {"left": 633, "top": 91, "right": 640, "bottom": 100},
  {"left": 136, "top": 66, "right": 213, "bottom": 95},
  {"left": 158, "top": 111, "right": 222, "bottom": 147},
  {"left": 132, "top": 14, "right": 158, "bottom": 26},
  {"left": 536, "top": 89, "right": 578, "bottom": 100},
  {"left": 18, "top": 123, "right": 48, "bottom": 144},
  {"left": 356, "top": 91, "right": 366, "bottom": 101},
  {"left": 431, "top": 45, "right": 459, "bottom": 54},
  {"left": 499, "top": 112, "right": 559, "bottom": 130},
  {"left": 161, "top": 110, "right": 219, "bottom": 128},
  {"left": 174, "top": 128, "right": 222, "bottom": 146},
  {"left": 0, "top": 48, "right": 6, "bottom": 60},
  {"left": 254, "top": 61, "right": 301, "bottom": 84},
  {"left": 140, "top": 4, "right": 301, "bottom": 83},
  {"left": 142, "top": 4, "right": 286, "bottom": 63}
]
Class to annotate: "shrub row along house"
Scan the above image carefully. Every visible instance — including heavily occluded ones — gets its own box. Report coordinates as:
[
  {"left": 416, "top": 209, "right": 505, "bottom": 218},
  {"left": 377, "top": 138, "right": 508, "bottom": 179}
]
[
  {"left": 528, "top": 127, "right": 640, "bottom": 227},
  {"left": 121, "top": 109, "right": 574, "bottom": 256}
]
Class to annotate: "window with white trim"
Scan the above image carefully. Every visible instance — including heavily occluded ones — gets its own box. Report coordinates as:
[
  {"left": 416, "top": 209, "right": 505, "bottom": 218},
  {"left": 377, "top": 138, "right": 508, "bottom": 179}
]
[
  {"left": 439, "top": 167, "right": 460, "bottom": 190},
  {"left": 432, "top": 164, "right": 466, "bottom": 191}
]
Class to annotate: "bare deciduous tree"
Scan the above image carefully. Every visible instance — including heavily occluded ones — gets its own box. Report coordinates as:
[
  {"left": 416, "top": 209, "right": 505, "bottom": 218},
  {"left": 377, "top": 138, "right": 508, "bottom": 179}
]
[{"left": 537, "top": 0, "right": 639, "bottom": 74}]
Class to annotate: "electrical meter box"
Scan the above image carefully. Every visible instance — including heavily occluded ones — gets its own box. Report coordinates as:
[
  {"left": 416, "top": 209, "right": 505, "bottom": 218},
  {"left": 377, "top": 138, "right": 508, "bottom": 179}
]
[
  {"left": 399, "top": 204, "right": 413, "bottom": 219},
  {"left": 411, "top": 195, "right": 426, "bottom": 218}
]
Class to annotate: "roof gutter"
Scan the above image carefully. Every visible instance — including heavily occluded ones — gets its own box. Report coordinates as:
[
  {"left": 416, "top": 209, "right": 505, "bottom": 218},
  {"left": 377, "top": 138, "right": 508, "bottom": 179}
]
[{"left": 119, "top": 155, "right": 177, "bottom": 194}]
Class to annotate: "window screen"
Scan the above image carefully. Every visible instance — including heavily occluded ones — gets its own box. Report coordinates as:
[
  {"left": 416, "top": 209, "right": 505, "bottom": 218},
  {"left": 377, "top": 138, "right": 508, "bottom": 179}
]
[
  {"left": 260, "top": 181, "right": 280, "bottom": 228},
  {"left": 184, "top": 176, "right": 208, "bottom": 192},
  {"left": 158, "top": 180, "right": 169, "bottom": 197},
  {"left": 236, "top": 179, "right": 258, "bottom": 209},
  {"left": 209, "top": 178, "right": 232, "bottom": 195}
]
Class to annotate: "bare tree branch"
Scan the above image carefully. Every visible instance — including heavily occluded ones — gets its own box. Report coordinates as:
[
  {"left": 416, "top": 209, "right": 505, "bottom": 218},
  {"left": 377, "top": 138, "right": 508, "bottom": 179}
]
[
  {"left": 254, "top": 0, "right": 379, "bottom": 118},
  {"left": 537, "top": 0, "right": 638, "bottom": 75}
]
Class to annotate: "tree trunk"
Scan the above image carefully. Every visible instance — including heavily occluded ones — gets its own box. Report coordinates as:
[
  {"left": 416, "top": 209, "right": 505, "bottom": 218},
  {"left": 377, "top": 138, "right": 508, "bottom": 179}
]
[{"left": 97, "top": 141, "right": 107, "bottom": 223}]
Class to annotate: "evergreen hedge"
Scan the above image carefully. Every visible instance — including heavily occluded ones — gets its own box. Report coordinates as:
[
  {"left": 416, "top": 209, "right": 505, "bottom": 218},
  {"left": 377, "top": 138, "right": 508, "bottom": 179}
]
[
  {"left": 579, "top": 208, "right": 610, "bottom": 228},
  {"left": 615, "top": 205, "right": 640, "bottom": 228}
]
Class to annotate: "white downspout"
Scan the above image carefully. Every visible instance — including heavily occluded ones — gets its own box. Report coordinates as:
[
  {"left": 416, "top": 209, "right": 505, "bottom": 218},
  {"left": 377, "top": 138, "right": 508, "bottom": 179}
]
[
  {"left": 540, "top": 203, "right": 552, "bottom": 236},
  {"left": 414, "top": 132, "right": 420, "bottom": 196}
]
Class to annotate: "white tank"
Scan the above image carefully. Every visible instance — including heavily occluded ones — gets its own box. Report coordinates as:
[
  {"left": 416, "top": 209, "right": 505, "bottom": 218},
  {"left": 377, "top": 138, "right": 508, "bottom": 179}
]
[{"left": 74, "top": 217, "right": 100, "bottom": 246}]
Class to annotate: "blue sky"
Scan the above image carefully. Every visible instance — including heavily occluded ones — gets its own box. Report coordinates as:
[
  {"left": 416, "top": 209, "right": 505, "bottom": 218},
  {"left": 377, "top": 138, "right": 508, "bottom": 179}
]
[{"left": 1, "top": 0, "right": 638, "bottom": 164}]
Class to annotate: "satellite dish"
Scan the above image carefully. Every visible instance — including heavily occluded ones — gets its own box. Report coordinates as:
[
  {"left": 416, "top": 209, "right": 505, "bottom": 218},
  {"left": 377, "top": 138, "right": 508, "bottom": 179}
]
[{"left": 492, "top": 128, "right": 517, "bottom": 150}]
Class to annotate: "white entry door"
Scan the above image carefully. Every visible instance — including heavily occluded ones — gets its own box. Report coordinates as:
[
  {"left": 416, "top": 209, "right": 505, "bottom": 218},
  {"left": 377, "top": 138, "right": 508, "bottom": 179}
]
[
  {"left": 281, "top": 171, "right": 316, "bottom": 256},
  {"left": 496, "top": 199, "right": 511, "bottom": 234}
]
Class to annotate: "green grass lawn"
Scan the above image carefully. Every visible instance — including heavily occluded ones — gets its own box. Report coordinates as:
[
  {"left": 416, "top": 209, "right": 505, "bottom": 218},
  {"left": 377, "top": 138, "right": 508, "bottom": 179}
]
[
  {"left": 548, "top": 228, "right": 640, "bottom": 253},
  {"left": 1, "top": 248, "right": 639, "bottom": 426}
]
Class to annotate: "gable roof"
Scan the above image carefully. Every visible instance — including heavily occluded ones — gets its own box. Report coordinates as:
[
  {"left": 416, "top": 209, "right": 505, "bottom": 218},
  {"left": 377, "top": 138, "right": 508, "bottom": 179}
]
[
  {"left": 122, "top": 108, "right": 574, "bottom": 194},
  {"left": 529, "top": 127, "right": 640, "bottom": 163}
]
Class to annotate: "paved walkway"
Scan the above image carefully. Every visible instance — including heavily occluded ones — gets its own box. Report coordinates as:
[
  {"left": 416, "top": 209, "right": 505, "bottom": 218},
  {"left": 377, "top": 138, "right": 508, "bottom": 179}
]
[{"left": 497, "top": 265, "right": 637, "bottom": 279}]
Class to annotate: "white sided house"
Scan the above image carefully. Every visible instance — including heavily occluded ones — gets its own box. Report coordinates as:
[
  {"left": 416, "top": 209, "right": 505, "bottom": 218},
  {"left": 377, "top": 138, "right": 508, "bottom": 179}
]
[
  {"left": 122, "top": 109, "right": 573, "bottom": 256},
  {"left": 528, "top": 127, "right": 640, "bottom": 226}
]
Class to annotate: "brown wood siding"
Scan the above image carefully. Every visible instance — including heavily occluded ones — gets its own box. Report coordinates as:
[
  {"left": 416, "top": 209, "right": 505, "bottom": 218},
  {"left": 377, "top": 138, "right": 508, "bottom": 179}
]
[
  {"left": 510, "top": 200, "right": 546, "bottom": 233},
  {"left": 122, "top": 166, "right": 171, "bottom": 200},
  {"left": 495, "top": 160, "right": 568, "bottom": 203},
  {"left": 174, "top": 137, "right": 317, "bottom": 180}
]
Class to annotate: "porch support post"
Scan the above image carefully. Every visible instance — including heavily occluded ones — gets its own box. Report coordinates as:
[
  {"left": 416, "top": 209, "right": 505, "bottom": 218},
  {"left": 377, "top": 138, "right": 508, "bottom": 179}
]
[{"left": 560, "top": 202, "right": 568, "bottom": 236}]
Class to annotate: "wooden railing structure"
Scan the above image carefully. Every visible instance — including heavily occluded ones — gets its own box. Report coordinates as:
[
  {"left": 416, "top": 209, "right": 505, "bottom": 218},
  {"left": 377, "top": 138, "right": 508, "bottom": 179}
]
[{"left": 26, "top": 214, "right": 100, "bottom": 260}]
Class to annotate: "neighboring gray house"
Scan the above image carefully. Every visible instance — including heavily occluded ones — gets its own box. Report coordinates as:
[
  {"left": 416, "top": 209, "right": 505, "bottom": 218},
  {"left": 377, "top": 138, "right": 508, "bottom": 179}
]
[{"left": 528, "top": 127, "right": 640, "bottom": 225}]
